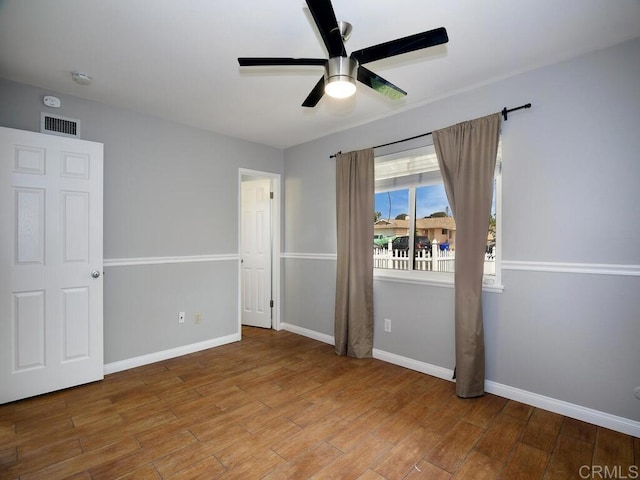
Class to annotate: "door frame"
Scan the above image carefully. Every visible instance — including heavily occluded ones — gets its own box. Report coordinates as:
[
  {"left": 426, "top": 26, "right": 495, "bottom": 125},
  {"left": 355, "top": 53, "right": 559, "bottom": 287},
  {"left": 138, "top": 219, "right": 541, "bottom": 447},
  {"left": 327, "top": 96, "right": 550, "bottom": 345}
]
[{"left": 238, "top": 168, "right": 281, "bottom": 333}]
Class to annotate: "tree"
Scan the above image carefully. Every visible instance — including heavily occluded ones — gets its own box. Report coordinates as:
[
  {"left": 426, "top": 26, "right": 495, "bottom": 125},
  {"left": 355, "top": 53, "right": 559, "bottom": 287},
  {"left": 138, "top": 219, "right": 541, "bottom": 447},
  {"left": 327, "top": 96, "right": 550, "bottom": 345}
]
[
  {"left": 374, "top": 211, "right": 382, "bottom": 222},
  {"left": 395, "top": 213, "right": 408, "bottom": 220},
  {"left": 488, "top": 214, "right": 496, "bottom": 237},
  {"left": 427, "top": 211, "right": 448, "bottom": 218}
]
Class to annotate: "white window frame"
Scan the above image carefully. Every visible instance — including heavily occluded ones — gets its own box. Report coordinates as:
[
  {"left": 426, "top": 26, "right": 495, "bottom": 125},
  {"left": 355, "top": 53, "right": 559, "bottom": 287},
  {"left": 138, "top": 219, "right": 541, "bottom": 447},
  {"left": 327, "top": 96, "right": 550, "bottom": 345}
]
[{"left": 373, "top": 142, "right": 503, "bottom": 293}]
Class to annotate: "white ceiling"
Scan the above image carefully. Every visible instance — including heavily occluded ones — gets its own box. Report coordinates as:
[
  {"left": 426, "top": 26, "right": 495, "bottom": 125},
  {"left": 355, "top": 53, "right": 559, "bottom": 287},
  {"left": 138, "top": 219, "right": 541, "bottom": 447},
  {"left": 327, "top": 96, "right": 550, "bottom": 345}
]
[{"left": 1, "top": 0, "right": 639, "bottom": 149}]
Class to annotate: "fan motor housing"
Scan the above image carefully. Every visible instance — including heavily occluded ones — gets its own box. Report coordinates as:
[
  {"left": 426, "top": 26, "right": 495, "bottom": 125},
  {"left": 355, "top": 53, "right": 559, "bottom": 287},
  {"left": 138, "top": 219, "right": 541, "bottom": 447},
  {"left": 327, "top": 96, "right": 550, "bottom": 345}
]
[{"left": 326, "top": 56, "right": 358, "bottom": 80}]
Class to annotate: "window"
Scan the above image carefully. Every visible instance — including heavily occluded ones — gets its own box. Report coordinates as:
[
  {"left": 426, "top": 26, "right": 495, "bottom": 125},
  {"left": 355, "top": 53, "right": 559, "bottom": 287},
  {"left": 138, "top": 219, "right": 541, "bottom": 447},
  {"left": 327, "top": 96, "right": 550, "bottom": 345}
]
[{"left": 373, "top": 143, "right": 501, "bottom": 287}]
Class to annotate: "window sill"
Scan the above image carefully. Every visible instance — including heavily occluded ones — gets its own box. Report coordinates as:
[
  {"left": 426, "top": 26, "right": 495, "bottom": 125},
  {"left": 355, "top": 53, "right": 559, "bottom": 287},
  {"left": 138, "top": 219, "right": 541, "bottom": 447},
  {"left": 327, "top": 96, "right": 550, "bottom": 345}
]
[{"left": 373, "top": 269, "right": 504, "bottom": 293}]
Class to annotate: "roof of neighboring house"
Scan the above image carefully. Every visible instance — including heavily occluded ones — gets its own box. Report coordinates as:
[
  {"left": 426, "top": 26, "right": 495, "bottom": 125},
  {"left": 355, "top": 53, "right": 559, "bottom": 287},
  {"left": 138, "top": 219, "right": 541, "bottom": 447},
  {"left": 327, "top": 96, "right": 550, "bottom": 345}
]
[
  {"left": 417, "top": 217, "right": 456, "bottom": 230},
  {"left": 374, "top": 217, "right": 456, "bottom": 230}
]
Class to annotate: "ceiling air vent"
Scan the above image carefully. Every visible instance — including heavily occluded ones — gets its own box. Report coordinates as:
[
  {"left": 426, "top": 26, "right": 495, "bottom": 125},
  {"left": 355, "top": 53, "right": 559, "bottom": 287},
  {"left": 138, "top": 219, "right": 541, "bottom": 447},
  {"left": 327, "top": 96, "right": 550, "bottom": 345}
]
[{"left": 40, "top": 112, "right": 81, "bottom": 138}]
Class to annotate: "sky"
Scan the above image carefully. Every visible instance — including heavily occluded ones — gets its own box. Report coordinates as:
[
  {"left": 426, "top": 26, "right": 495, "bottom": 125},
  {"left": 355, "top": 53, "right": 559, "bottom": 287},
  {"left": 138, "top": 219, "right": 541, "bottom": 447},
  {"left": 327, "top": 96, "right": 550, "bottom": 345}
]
[
  {"left": 375, "top": 184, "right": 450, "bottom": 220},
  {"left": 375, "top": 182, "right": 496, "bottom": 220}
]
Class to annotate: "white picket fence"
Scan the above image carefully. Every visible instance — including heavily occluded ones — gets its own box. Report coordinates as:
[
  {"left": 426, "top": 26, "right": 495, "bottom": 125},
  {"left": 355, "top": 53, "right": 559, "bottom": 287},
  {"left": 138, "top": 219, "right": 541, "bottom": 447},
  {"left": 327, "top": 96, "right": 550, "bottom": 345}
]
[{"left": 374, "top": 239, "right": 495, "bottom": 274}]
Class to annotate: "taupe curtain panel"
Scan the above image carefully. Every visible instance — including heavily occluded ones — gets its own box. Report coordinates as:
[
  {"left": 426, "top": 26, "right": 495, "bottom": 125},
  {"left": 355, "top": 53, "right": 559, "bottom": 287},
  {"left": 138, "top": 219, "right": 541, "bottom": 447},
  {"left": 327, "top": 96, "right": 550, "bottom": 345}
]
[
  {"left": 433, "top": 113, "right": 502, "bottom": 398},
  {"left": 334, "top": 148, "right": 374, "bottom": 358}
]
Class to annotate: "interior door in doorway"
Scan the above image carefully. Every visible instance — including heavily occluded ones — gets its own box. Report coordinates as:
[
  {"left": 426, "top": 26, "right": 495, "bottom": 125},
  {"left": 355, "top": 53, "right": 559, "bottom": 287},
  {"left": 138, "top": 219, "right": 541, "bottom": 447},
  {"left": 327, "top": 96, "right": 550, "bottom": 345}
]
[
  {"left": 0, "top": 126, "right": 104, "bottom": 404},
  {"left": 241, "top": 178, "right": 272, "bottom": 328}
]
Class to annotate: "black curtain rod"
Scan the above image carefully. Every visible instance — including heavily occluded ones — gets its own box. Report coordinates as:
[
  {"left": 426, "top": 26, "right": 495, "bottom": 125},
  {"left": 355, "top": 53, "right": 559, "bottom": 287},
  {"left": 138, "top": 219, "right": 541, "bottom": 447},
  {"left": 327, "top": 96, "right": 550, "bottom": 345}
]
[{"left": 329, "top": 103, "right": 531, "bottom": 158}]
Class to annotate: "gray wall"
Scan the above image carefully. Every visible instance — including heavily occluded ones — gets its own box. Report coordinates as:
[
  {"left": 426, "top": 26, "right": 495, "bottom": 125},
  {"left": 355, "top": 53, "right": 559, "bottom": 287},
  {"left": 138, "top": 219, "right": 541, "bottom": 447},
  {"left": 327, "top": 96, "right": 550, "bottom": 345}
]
[
  {"left": 0, "top": 78, "right": 284, "bottom": 363},
  {"left": 282, "top": 38, "right": 640, "bottom": 422}
]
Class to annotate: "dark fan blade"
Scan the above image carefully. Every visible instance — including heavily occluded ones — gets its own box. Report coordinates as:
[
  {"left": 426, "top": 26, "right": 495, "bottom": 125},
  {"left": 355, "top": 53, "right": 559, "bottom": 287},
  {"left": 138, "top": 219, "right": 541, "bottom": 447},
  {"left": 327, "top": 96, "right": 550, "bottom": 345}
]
[
  {"left": 351, "top": 27, "right": 448, "bottom": 65},
  {"left": 302, "top": 76, "right": 326, "bottom": 107},
  {"left": 357, "top": 66, "right": 406, "bottom": 100},
  {"left": 306, "top": 0, "right": 346, "bottom": 57},
  {"left": 238, "top": 57, "right": 327, "bottom": 67}
]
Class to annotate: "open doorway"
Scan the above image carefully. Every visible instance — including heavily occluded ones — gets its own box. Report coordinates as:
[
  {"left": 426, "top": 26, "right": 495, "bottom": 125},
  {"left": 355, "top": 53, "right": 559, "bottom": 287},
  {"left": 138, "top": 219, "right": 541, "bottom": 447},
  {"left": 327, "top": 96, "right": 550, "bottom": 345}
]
[{"left": 238, "top": 169, "right": 280, "bottom": 333}]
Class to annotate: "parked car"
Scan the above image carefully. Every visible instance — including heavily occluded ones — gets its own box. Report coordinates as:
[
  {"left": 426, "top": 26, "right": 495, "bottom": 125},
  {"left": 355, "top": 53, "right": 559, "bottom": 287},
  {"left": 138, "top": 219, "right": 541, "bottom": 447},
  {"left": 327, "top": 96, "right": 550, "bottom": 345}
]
[
  {"left": 391, "top": 235, "right": 431, "bottom": 253},
  {"left": 373, "top": 234, "right": 395, "bottom": 248}
]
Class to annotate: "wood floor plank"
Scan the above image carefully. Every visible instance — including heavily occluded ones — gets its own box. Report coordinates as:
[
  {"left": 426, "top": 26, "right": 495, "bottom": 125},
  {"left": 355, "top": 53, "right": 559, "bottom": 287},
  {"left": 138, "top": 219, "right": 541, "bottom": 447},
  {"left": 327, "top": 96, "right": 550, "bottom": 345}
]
[
  {"left": 214, "top": 418, "right": 300, "bottom": 469},
  {"left": 188, "top": 418, "right": 252, "bottom": 447},
  {"left": 451, "top": 451, "right": 503, "bottom": 480},
  {"left": 544, "top": 433, "right": 594, "bottom": 480},
  {"left": 355, "top": 469, "right": 387, "bottom": 480},
  {"left": 65, "top": 398, "right": 115, "bottom": 425},
  {"left": 417, "top": 381, "right": 457, "bottom": 413},
  {"left": 475, "top": 413, "right": 526, "bottom": 462},
  {"left": 498, "top": 442, "right": 549, "bottom": 480},
  {"left": 17, "top": 438, "right": 83, "bottom": 471},
  {"left": 423, "top": 420, "right": 485, "bottom": 473},
  {"left": 113, "top": 463, "right": 162, "bottom": 480},
  {"left": 463, "top": 394, "right": 508, "bottom": 429},
  {"left": 424, "top": 395, "right": 474, "bottom": 436},
  {"left": 168, "top": 394, "right": 225, "bottom": 421},
  {"left": 560, "top": 417, "right": 597, "bottom": 444},
  {"left": 212, "top": 447, "right": 284, "bottom": 480},
  {"left": 21, "top": 436, "right": 141, "bottom": 480},
  {"left": 311, "top": 433, "right": 393, "bottom": 480},
  {"left": 520, "top": 408, "right": 564, "bottom": 453},
  {"left": 0, "top": 422, "right": 17, "bottom": 451},
  {"left": 89, "top": 429, "right": 197, "bottom": 480},
  {"left": 372, "top": 426, "right": 442, "bottom": 479},
  {"left": 593, "top": 427, "right": 635, "bottom": 472},
  {"left": 502, "top": 400, "right": 534, "bottom": 422},
  {"left": 79, "top": 409, "right": 177, "bottom": 452},
  {"left": 236, "top": 401, "right": 295, "bottom": 434},
  {"left": 287, "top": 399, "right": 340, "bottom": 429},
  {"left": 272, "top": 414, "right": 349, "bottom": 460},
  {"left": 327, "top": 408, "right": 384, "bottom": 453},
  {"left": 164, "top": 455, "right": 226, "bottom": 480},
  {"left": 402, "top": 459, "right": 452, "bottom": 480},
  {"left": 261, "top": 440, "right": 342, "bottom": 480},
  {"left": 153, "top": 439, "right": 224, "bottom": 478},
  {"left": 372, "top": 411, "right": 422, "bottom": 445},
  {"left": 0, "top": 444, "right": 17, "bottom": 467}
]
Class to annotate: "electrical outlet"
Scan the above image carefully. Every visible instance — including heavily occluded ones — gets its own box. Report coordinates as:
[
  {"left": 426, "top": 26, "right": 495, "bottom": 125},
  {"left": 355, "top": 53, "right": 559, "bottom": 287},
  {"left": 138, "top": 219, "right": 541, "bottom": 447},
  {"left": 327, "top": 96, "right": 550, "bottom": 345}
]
[
  {"left": 194, "top": 313, "right": 201, "bottom": 325},
  {"left": 178, "top": 312, "right": 185, "bottom": 324},
  {"left": 384, "top": 318, "right": 391, "bottom": 332}
]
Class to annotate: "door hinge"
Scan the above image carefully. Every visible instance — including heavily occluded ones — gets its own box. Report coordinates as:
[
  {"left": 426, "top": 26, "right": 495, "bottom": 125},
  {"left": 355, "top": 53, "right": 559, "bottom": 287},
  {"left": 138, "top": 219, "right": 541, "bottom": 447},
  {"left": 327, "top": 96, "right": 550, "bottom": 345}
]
[
  {"left": 270, "top": 300, "right": 274, "bottom": 308},
  {"left": 270, "top": 192, "right": 274, "bottom": 199}
]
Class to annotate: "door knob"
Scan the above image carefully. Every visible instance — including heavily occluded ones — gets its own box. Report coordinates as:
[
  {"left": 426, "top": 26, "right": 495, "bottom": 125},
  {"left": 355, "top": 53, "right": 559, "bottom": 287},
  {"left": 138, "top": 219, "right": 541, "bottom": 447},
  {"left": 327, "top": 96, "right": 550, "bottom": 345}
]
[{"left": 91, "top": 270, "right": 101, "bottom": 278}]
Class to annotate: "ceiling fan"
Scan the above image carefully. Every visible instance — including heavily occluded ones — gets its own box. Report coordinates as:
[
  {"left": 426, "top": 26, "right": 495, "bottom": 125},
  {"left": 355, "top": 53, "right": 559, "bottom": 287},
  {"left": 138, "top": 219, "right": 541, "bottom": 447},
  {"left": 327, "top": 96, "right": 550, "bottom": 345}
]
[{"left": 238, "top": 0, "right": 449, "bottom": 107}]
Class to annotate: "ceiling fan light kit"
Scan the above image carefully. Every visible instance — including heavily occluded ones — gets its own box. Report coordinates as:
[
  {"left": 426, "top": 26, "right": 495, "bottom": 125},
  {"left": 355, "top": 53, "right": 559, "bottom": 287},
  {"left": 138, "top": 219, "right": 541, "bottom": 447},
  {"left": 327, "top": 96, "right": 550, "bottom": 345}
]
[
  {"left": 324, "top": 56, "right": 358, "bottom": 98},
  {"left": 238, "top": 0, "right": 448, "bottom": 108}
]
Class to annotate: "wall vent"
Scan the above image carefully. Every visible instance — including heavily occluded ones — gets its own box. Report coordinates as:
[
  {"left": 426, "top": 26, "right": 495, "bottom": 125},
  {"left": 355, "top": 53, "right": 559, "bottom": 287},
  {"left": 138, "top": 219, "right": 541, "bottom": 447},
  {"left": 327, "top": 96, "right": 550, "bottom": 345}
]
[{"left": 40, "top": 112, "right": 81, "bottom": 138}]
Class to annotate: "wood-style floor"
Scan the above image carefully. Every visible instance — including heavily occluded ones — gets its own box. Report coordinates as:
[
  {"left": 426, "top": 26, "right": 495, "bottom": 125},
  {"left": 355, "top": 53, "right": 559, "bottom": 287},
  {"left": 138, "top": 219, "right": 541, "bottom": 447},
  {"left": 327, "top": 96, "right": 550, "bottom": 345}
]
[{"left": 1, "top": 327, "right": 638, "bottom": 480}]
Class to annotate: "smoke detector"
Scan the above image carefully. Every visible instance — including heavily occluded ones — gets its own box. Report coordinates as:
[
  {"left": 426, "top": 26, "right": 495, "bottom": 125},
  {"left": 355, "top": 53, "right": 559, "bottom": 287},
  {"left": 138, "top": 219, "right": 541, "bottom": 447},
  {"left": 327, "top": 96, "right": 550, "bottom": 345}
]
[{"left": 71, "top": 72, "right": 93, "bottom": 86}]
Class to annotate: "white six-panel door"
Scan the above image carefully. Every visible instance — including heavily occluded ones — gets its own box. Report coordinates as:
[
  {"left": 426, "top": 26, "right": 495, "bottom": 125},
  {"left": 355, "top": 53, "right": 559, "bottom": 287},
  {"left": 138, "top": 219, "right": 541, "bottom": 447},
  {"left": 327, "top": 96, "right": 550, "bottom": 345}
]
[
  {"left": 241, "top": 178, "right": 272, "bottom": 328},
  {"left": 0, "top": 126, "right": 104, "bottom": 404}
]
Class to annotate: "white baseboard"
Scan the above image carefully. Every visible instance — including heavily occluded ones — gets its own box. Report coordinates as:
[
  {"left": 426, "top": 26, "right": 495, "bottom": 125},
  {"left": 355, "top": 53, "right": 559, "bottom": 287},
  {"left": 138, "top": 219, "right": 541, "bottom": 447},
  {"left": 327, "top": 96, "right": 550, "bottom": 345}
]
[
  {"left": 373, "top": 348, "right": 455, "bottom": 383},
  {"left": 281, "top": 322, "right": 335, "bottom": 345},
  {"left": 103, "top": 333, "right": 241, "bottom": 375},
  {"left": 484, "top": 381, "right": 640, "bottom": 438},
  {"left": 285, "top": 324, "right": 640, "bottom": 437}
]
